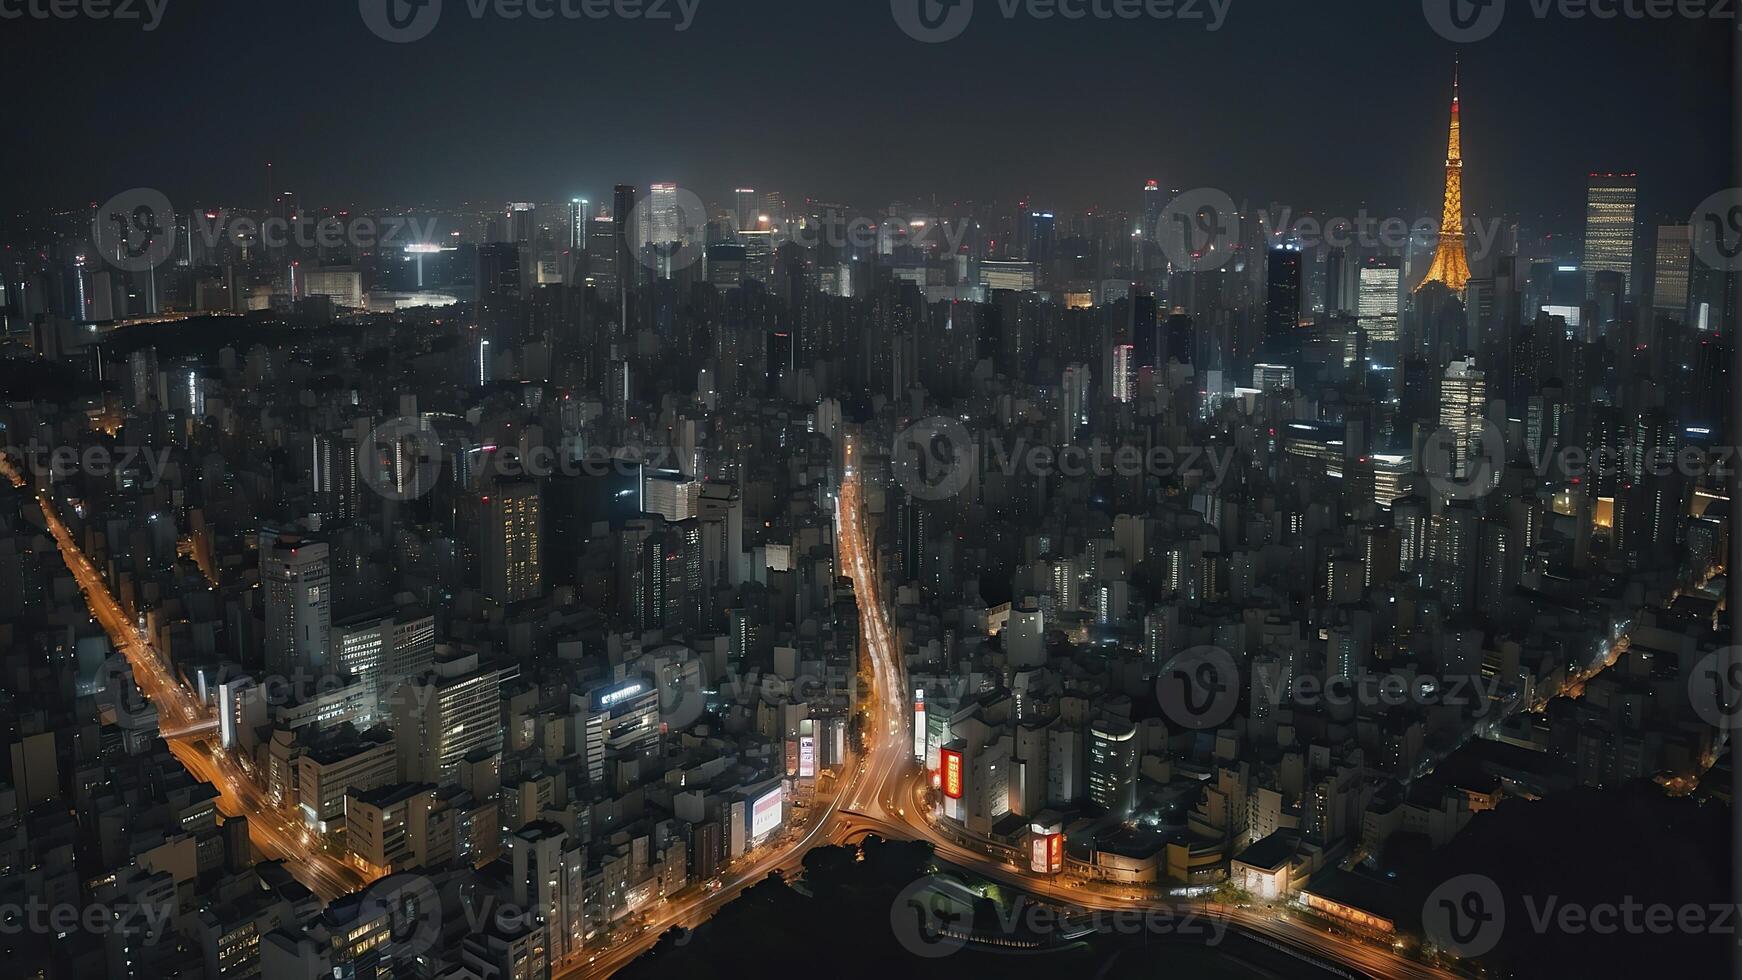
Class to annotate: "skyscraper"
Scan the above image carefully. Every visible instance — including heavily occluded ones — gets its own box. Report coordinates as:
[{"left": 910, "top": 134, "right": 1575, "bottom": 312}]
[
  {"left": 1264, "top": 244, "right": 1302, "bottom": 356},
  {"left": 733, "top": 188, "right": 757, "bottom": 234},
  {"left": 1439, "top": 358, "right": 1488, "bottom": 480},
  {"left": 261, "top": 534, "right": 332, "bottom": 677},
  {"left": 1358, "top": 256, "right": 1402, "bottom": 350},
  {"left": 1087, "top": 720, "right": 1137, "bottom": 818},
  {"left": 480, "top": 477, "right": 543, "bottom": 605},
  {"left": 613, "top": 182, "right": 638, "bottom": 305},
  {"left": 649, "top": 182, "right": 681, "bottom": 245},
  {"left": 1583, "top": 173, "right": 1638, "bottom": 294},
  {"left": 1417, "top": 60, "right": 1472, "bottom": 294},
  {"left": 1059, "top": 363, "right": 1090, "bottom": 441},
  {"left": 1111, "top": 344, "right": 1135, "bottom": 403},
  {"left": 568, "top": 198, "right": 590, "bottom": 252},
  {"left": 1652, "top": 224, "right": 1691, "bottom": 320}
]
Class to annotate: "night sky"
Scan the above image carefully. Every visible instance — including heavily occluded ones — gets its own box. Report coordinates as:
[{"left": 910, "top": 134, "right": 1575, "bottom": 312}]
[{"left": 2, "top": 0, "right": 1732, "bottom": 229}]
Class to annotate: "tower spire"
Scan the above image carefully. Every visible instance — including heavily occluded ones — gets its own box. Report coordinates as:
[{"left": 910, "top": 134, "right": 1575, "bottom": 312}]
[{"left": 1417, "top": 57, "right": 1472, "bottom": 293}]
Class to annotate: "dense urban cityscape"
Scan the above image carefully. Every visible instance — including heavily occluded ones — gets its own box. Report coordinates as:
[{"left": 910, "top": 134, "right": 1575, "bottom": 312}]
[{"left": 0, "top": 3, "right": 1736, "bottom": 978}]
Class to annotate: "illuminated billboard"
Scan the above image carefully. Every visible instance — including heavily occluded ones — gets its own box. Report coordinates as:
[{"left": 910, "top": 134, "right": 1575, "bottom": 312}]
[
  {"left": 750, "top": 787, "right": 782, "bottom": 839},
  {"left": 598, "top": 680, "right": 647, "bottom": 709},
  {"left": 799, "top": 735, "right": 815, "bottom": 778},
  {"left": 913, "top": 688, "right": 926, "bottom": 760},
  {"left": 940, "top": 747, "right": 964, "bottom": 800},
  {"left": 1030, "top": 832, "right": 1063, "bottom": 874}
]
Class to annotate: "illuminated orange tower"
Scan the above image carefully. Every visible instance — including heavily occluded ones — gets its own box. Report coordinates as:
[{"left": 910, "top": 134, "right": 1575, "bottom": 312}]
[{"left": 1417, "top": 58, "right": 1472, "bottom": 293}]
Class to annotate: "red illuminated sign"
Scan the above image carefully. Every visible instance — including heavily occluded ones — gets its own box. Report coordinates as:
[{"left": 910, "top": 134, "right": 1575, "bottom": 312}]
[{"left": 940, "top": 747, "right": 963, "bottom": 800}]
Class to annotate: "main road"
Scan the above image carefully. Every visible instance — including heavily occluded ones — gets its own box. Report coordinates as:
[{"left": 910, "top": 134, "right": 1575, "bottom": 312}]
[
  {"left": 828, "top": 451, "right": 1456, "bottom": 980},
  {"left": 0, "top": 456, "right": 370, "bottom": 901}
]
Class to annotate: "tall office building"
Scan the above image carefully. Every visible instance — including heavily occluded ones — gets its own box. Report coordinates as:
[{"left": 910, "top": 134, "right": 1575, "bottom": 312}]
[
  {"left": 1357, "top": 256, "right": 1402, "bottom": 349},
  {"left": 505, "top": 203, "right": 536, "bottom": 244},
  {"left": 509, "top": 822, "right": 586, "bottom": 963},
  {"left": 476, "top": 242, "right": 522, "bottom": 351},
  {"left": 733, "top": 188, "right": 757, "bottom": 233},
  {"left": 1652, "top": 224, "right": 1691, "bottom": 320},
  {"left": 1141, "top": 179, "right": 1164, "bottom": 242},
  {"left": 568, "top": 198, "right": 590, "bottom": 252},
  {"left": 1111, "top": 344, "right": 1135, "bottom": 403},
  {"left": 261, "top": 534, "right": 331, "bottom": 677},
  {"left": 648, "top": 182, "right": 682, "bottom": 245},
  {"left": 1087, "top": 720, "right": 1137, "bottom": 818},
  {"left": 1059, "top": 363, "right": 1090, "bottom": 441},
  {"left": 612, "top": 183, "right": 638, "bottom": 306},
  {"left": 1583, "top": 173, "right": 1638, "bottom": 294},
  {"left": 311, "top": 431, "right": 359, "bottom": 527},
  {"left": 1418, "top": 60, "right": 1472, "bottom": 293},
  {"left": 392, "top": 650, "right": 509, "bottom": 783},
  {"left": 480, "top": 477, "right": 543, "bottom": 605},
  {"left": 1439, "top": 358, "right": 1488, "bottom": 480},
  {"left": 1264, "top": 245, "right": 1302, "bottom": 355}
]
